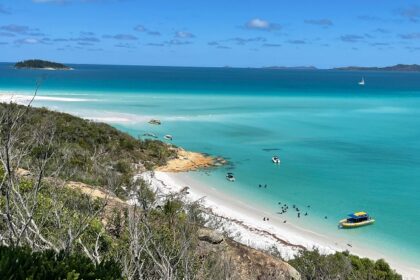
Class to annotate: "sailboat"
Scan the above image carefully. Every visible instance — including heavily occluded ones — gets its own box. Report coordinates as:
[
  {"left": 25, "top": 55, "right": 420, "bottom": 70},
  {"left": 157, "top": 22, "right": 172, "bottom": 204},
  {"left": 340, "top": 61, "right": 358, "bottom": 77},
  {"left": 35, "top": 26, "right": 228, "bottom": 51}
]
[{"left": 358, "top": 77, "right": 365, "bottom": 86}]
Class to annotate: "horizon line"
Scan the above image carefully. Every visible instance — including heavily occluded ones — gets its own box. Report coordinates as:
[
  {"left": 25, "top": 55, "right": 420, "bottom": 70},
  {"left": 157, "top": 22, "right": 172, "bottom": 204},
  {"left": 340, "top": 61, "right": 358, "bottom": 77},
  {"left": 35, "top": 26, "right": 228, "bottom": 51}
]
[{"left": 1, "top": 61, "right": 418, "bottom": 70}]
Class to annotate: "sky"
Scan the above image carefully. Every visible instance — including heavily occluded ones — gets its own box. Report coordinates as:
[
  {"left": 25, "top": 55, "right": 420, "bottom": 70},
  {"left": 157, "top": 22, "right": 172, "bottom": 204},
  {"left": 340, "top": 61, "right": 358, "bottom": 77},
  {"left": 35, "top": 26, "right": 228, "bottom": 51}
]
[{"left": 0, "top": 0, "right": 420, "bottom": 68}]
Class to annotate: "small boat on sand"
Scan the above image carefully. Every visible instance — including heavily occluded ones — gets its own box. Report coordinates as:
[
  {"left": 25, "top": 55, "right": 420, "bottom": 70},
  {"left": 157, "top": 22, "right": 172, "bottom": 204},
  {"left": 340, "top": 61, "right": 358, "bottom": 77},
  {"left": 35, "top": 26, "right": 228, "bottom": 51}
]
[
  {"left": 164, "top": 134, "right": 173, "bottom": 140},
  {"left": 339, "top": 212, "right": 375, "bottom": 228},
  {"left": 226, "top": 172, "right": 235, "bottom": 182},
  {"left": 272, "top": 156, "right": 281, "bottom": 164}
]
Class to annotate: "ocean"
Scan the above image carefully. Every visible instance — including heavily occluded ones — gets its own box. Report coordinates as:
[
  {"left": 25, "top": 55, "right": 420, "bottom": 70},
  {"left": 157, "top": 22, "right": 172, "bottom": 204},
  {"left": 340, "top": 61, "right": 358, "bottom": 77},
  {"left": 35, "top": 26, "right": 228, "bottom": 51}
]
[{"left": 1, "top": 62, "right": 420, "bottom": 268}]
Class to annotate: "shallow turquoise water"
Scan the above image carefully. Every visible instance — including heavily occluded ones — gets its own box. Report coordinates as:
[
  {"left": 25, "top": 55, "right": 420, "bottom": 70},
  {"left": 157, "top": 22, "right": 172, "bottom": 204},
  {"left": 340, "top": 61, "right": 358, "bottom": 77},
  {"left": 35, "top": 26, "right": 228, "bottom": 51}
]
[{"left": 1, "top": 63, "right": 420, "bottom": 267}]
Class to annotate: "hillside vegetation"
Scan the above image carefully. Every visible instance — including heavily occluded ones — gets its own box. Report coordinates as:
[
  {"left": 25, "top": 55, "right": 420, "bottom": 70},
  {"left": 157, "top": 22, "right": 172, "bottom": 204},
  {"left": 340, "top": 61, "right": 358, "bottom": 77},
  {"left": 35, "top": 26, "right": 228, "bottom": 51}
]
[
  {"left": 290, "top": 249, "right": 402, "bottom": 280},
  {"left": 0, "top": 103, "right": 176, "bottom": 195}
]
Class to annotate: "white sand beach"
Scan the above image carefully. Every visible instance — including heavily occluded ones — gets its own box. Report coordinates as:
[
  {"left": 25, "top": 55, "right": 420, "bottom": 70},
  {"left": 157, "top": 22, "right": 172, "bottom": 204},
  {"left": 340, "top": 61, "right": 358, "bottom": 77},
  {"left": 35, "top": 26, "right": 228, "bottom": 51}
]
[
  {"left": 138, "top": 171, "right": 420, "bottom": 280},
  {"left": 0, "top": 93, "right": 93, "bottom": 104}
]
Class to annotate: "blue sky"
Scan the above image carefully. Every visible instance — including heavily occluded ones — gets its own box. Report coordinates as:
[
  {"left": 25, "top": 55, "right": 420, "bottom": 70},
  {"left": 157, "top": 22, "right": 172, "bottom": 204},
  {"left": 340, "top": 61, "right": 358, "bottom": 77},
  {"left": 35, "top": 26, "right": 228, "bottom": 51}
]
[{"left": 0, "top": 0, "right": 419, "bottom": 68}]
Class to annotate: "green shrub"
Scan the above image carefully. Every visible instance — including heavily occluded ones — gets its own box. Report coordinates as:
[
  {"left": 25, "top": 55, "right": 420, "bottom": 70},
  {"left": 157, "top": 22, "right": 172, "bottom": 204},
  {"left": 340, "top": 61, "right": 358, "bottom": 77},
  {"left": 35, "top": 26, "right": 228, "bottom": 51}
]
[
  {"left": 289, "top": 249, "right": 402, "bottom": 280},
  {"left": 0, "top": 246, "right": 123, "bottom": 280}
]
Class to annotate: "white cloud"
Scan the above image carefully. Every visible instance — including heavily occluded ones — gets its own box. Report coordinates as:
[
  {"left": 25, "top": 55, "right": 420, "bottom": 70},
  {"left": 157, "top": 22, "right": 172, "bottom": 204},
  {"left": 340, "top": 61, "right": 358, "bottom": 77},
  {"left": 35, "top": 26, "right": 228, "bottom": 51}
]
[
  {"left": 245, "top": 18, "right": 279, "bottom": 31},
  {"left": 103, "top": 34, "right": 138, "bottom": 40},
  {"left": 15, "top": 38, "right": 41, "bottom": 44},
  {"left": 134, "top": 25, "right": 161, "bottom": 36},
  {"left": 175, "top": 31, "right": 195, "bottom": 38},
  {"left": 0, "top": 24, "right": 44, "bottom": 36},
  {"left": 248, "top": 18, "right": 269, "bottom": 28},
  {"left": 134, "top": 25, "right": 147, "bottom": 32}
]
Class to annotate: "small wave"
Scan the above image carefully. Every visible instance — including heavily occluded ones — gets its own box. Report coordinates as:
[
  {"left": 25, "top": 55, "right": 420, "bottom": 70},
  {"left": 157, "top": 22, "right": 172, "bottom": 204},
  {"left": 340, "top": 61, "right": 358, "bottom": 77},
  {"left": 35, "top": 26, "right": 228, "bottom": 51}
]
[
  {"left": 262, "top": 148, "right": 282, "bottom": 152},
  {"left": 355, "top": 106, "right": 410, "bottom": 114}
]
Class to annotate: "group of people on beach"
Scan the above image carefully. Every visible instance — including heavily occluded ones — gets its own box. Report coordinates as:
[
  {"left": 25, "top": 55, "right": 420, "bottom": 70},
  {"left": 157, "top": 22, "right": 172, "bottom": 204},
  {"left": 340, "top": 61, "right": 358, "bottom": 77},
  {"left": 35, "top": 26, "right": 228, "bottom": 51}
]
[
  {"left": 278, "top": 202, "right": 309, "bottom": 218},
  {"left": 259, "top": 194, "right": 312, "bottom": 223},
  {"left": 243, "top": 175, "right": 320, "bottom": 224}
]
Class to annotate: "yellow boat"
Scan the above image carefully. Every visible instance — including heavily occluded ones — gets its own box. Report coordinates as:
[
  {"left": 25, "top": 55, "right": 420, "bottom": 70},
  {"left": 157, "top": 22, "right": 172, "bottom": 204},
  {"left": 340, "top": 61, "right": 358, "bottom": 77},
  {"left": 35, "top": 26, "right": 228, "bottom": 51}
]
[{"left": 339, "top": 212, "right": 375, "bottom": 228}]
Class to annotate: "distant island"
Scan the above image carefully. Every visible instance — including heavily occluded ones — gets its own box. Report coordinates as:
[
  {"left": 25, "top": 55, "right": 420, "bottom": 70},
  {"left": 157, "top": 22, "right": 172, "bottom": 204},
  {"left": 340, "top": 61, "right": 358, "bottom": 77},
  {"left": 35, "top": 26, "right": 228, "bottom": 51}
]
[
  {"left": 14, "top": 59, "right": 72, "bottom": 70},
  {"left": 263, "top": 66, "right": 318, "bottom": 70},
  {"left": 334, "top": 64, "right": 420, "bottom": 72}
]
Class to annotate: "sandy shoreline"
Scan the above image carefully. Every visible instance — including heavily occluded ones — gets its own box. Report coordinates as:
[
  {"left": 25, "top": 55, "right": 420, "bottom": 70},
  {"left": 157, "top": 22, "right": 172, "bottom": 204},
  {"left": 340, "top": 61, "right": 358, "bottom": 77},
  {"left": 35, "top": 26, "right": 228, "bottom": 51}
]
[{"left": 140, "top": 171, "right": 420, "bottom": 280}]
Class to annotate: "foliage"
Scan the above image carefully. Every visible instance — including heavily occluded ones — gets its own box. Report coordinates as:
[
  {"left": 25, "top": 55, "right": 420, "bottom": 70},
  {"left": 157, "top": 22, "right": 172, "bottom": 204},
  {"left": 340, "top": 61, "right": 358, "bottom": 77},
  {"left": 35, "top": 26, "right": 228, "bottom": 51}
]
[
  {"left": 0, "top": 245, "right": 122, "bottom": 280},
  {"left": 289, "top": 249, "right": 402, "bottom": 280},
  {"left": 0, "top": 103, "right": 176, "bottom": 191}
]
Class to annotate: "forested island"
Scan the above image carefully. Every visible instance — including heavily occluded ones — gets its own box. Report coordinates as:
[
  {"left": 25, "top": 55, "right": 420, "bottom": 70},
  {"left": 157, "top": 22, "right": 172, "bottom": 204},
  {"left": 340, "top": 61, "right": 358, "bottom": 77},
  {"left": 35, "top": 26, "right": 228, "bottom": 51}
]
[
  {"left": 14, "top": 59, "right": 72, "bottom": 70},
  {"left": 334, "top": 64, "right": 420, "bottom": 72}
]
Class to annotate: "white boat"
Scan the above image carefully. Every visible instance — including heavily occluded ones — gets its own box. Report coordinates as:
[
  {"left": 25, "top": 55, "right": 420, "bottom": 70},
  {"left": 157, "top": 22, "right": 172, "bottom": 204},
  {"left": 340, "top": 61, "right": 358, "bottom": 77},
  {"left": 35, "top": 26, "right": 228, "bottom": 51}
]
[
  {"left": 226, "top": 172, "right": 235, "bottom": 182},
  {"left": 143, "top": 133, "right": 157, "bottom": 138},
  {"left": 163, "top": 134, "right": 173, "bottom": 140},
  {"left": 358, "top": 77, "right": 365, "bottom": 86},
  {"left": 272, "top": 156, "right": 281, "bottom": 164}
]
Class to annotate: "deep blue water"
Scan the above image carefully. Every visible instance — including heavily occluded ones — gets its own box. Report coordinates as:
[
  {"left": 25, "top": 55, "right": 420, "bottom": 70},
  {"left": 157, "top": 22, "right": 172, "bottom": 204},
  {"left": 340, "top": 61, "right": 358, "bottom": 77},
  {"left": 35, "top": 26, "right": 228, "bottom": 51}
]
[
  {"left": 1, "top": 62, "right": 420, "bottom": 268},
  {"left": 1, "top": 62, "right": 420, "bottom": 96}
]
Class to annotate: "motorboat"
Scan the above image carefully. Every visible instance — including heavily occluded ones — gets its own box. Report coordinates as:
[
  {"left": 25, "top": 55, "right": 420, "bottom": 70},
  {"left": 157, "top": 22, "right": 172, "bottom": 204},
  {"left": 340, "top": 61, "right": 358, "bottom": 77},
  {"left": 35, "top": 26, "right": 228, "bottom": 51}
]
[
  {"left": 149, "top": 119, "right": 161, "bottom": 125},
  {"left": 272, "top": 156, "right": 281, "bottom": 164},
  {"left": 164, "top": 134, "right": 173, "bottom": 140},
  {"left": 339, "top": 212, "right": 375, "bottom": 228},
  {"left": 226, "top": 172, "right": 235, "bottom": 182}
]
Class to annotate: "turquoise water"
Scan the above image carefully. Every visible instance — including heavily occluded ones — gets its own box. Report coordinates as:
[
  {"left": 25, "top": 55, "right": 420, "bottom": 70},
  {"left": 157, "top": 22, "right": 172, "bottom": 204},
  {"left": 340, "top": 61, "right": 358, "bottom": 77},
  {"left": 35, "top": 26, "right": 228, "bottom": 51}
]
[{"left": 1, "top": 63, "right": 420, "bottom": 267}]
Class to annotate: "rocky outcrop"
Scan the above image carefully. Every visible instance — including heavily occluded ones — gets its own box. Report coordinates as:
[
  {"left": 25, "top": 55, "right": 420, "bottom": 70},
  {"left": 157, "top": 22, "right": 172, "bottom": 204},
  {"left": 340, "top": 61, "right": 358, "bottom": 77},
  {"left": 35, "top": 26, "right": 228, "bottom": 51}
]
[
  {"left": 197, "top": 228, "right": 301, "bottom": 280},
  {"left": 156, "top": 148, "right": 226, "bottom": 172},
  {"left": 198, "top": 228, "right": 224, "bottom": 244}
]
